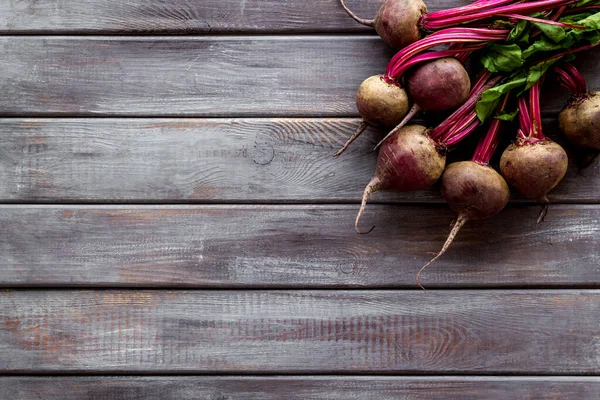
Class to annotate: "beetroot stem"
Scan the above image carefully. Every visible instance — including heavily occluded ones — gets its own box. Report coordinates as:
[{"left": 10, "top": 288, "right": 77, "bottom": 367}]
[
  {"left": 529, "top": 80, "right": 544, "bottom": 139},
  {"left": 501, "top": 13, "right": 583, "bottom": 29},
  {"left": 422, "top": 0, "right": 578, "bottom": 30},
  {"left": 564, "top": 63, "right": 588, "bottom": 94},
  {"left": 390, "top": 46, "right": 481, "bottom": 79},
  {"left": 429, "top": 72, "right": 499, "bottom": 141},
  {"left": 518, "top": 96, "right": 533, "bottom": 136},
  {"left": 554, "top": 65, "right": 581, "bottom": 94},
  {"left": 338, "top": 0, "right": 375, "bottom": 27},
  {"left": 386, "top": 28, "right": 508, "bottom": 79},
  {"left": 472, "top": 93, "right": 511, "bottom": 163},
  {"left": 425, "top": 0, "right": 517, "bottom": 22}
]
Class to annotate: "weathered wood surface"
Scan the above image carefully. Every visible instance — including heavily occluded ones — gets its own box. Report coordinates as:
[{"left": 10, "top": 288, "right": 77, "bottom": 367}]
[
  {"left": 0, "top": 37, "right": 594, "bottom": 117},
  {"left": 1, "top": 290, "right": 599, "bottom": 373},
  {"left": 0, "top": 0, "right": 470, "bottom": 33},
  {"left": 0, "top": 118, "right": 597, "bottom": 203},
  {"left": 1, "top": 204, "right": 599, "bottom": 288},
  {"left": 2, "top": 376, "right": 600, "bottom": 399}
]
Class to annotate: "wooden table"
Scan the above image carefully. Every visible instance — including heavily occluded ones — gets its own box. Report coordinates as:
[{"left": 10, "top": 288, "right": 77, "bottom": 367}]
[{"left": 1, "top": 1, "right": 600, "bottom": 398}]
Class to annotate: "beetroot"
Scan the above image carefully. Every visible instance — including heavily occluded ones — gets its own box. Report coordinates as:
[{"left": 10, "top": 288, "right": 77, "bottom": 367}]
[
  {"left": 555, "top": 64, "right": 600, "bottom": 150},
  {"left": 406, "top": 57, "right": 471, "bottom": 112},
  {"left": 354, "top": 73, "right": 501, "bottom": 233},
  {"left": 500, "top": 83, "right": 568, "bottom": 223},
  {"left": 339, "top": 0, "right": 427, "bottom": 50},
  {"left": 339, "top": 0, "right": 569, "bottom": 49},
  {"left": 559, "top": 93, "right": 600, "bottom": 150},
  {"left": 355, "top": 124, "right": 446, "bottom": 233},
  {"left": 500, "top": 141, "right": 568, "bottom": 203},
  {"left": 371, "top": 28, "right": 510, "bottom": 149},
  {"left": 416, "top": 95, "right": 510, "bottom": 290},
  {"left": 334, "top": 75, "right": 409, "bottom": 157}
]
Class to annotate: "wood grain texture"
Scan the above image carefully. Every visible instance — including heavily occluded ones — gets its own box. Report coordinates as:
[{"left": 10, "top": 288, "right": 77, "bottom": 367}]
[
  {"left": 2, "top": 376, "right": 600, "bottom": 399},
  {"left": 1, "top": 204, "right": 599, "bottom": 288},
  {"left": 0, "top": 118, "right": 597, "bottom": 203},
  {"left": 1, "top": 290, "right": 599, "bottom": 373},
  {"left": 0, "top": 0, "right": 469, "bottom": 33},
  {"left": 0, "top": 37, "right": 595, "bottom": 117},
  {"left": 0, "top": 36, "right": 392, "bottom": 117}
]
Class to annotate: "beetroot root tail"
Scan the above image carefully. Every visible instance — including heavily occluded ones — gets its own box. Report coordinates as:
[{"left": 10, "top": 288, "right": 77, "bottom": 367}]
[
  {"left": 355, "top": 177, "right": 381, "bottom": 234},
  {"left": 334, "top": 120, "right": 369, "bottom": 158},
  {"left": 374, "top": 104, "right": 421, "bottom": 150},
  {"left": 339, "top": 0, "right": 376, "bottom": 27},
  {"left": 536, "top": 203, "right": 549, "bottom": 227},
  {"left": 416, "top": 214, "right": 469, "bottom": 294}
]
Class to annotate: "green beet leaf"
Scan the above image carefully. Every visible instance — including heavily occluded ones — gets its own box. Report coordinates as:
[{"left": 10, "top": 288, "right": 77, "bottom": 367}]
[{"left": 481, "top": 43, "right": 524, "bottom": 73}]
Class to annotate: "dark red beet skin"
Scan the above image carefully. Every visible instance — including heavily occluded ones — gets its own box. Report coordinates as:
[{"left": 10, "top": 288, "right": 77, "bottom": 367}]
[
  {"left": 375, "top": 0, "right": 427, "bottom": 49},
  {"left": 376, "top": 125, "right": 446, "bottom": 190},
  {"left": 407, "top": 58, "right": 471, "bottom": 112},
  {"left": 355, "top": 125, "right": 446, "bottom": 233}
]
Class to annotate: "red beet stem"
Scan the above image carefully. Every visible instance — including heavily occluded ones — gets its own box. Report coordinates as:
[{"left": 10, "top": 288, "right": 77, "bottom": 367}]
[
  {"left": 422, "top": 0, "right": 578, "bottom": 30},
  {"left": 390, "top": 46, "right": 480, "bottom": 79},
  {"left": 444, "top": 119, "right": 481, "bottom": 146},
  {"left": 518, "top": 96, "right": 533, "bottom": 138},
  {"left": 501, "top": 13, "right": 583, "bottom": 29},
  {"left": 385, "top": 28, "right": 508, "bottom": 79},
  {"left": 338, "top": 0, "right": 375, "bottom": 27},
  {"left": 425, "top": 0, "right": 517, "bottom": 22},
  {"left": 472, "top": 94, "right": 511, "bottom": 163},
  {"left": 563, "top": 5, "right": 600, "bottom": 14},
  {"left": 554, "top": 63, "right": 587, "bottom": 95},
  {"left": 542, "top": 41, "right": 600, "bottom": 63},
  {"left": 450, "top": 42, "right": 486, "bottom": 63},
  {"left": 429, "top": 72, "right": 499, "bottom": 141},
  {"left": 530, "top": 80, "right": 545, "bottom": 139}
]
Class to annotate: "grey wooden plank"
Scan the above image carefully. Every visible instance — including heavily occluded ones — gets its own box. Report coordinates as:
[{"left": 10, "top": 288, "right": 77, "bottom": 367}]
[
  {"left": 0, "top": 37, "right": 594, "bottom": 117},
  {"left": 1, "top": 290, "right": 599, "bottom": 373},
  {"left": 0, "top": 0, "right": 469, "bottom": 33},
  {"left": 0, "top": 36, "right": 393, "bottom": 117},
  {"left": 1, "top": 204, "right": 599, "bottom": 288},
  {"left": 2, "top": 376, "right": 600, "bottom": 400},
  {"left": 0, "top": 118, "right": 597, "bottom": 203}
]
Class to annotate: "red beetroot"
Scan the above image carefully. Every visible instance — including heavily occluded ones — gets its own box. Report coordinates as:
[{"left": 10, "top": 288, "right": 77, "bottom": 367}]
[
  {"left": 406, "top": 57, "right": 471, "bottom": 112},
  {"left": 355, "top": 124, "right": 446, "bottom": 234},
  {"left": 555, "top": 64, "right": 600, "bottom": 150},
  {"left": 500, "top": 82, "right": 568, "bottom": 224},
  {"left": 340, "top": 0, "right": 427, "bottom": 49},
  {"left": 416, "top": 94, "right": 511, "bottom": 291},
  {"left": 355, "top": 73, "right": 501, "bottom": 233},
  {"left": 339, "top": 0, "right": 573, "bottom": 49}
]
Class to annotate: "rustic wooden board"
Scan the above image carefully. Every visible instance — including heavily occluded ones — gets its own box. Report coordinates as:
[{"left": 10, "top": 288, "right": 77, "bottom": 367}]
[
  {"left": 0, "top": 0, "right": 469, "bottom": 33},
  {"left": 0, "top": 37, "right": 594, "bottom": 117},
  {"left": 2, "top": 376, "right": 600, "bottom": 399},
  {"left": 1, "top": 204, "right": 599, "bottom": 288},
  {"left": 0, "top": 118, "right": 597, "bottom": 203},
  {"left": 1, "top": 290, "right": 599, "bottom": 373}
]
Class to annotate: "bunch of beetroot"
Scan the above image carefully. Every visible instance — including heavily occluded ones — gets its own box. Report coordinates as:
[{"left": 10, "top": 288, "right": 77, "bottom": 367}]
[{"left": 336, "top": 0, "right": 600, "bottom": 290}]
